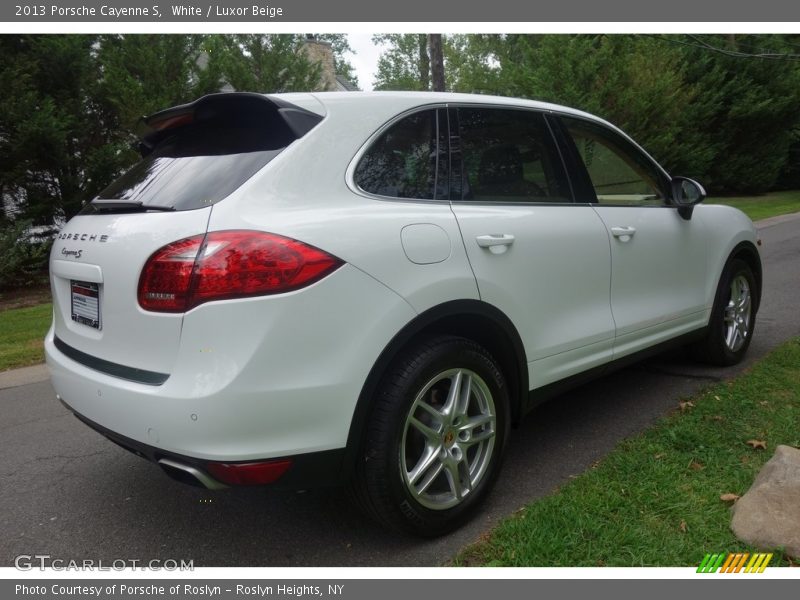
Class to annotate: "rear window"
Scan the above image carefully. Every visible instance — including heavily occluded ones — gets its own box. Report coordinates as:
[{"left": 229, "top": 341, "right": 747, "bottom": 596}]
[{"left": 84, "top": 97, "right": 308, "bottom": 213}]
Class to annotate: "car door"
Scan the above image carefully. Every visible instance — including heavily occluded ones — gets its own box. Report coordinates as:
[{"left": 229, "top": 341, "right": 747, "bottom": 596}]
[
  {"left": 555, "top": 115, "right": 708, "bottom": 360},
  {"left": 448, "top": 106, "right": 616, "bottom": 390}
]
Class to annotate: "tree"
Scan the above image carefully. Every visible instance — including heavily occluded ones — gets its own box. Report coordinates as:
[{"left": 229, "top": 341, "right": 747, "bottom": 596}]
[
  {"left": 443, "top": 34, "right": 800, "bottom": 193},
  {"left": 372, "top": 34, "right": 431, "bottom": 91},
  {"left": 0, "top": 35, "right": 102, "bottom": 227},
  {"left": 0, "top": 36, "right": 39, "bottom": 225},
  {"left": 4, "top": 31, "right": 800, "bottom": 251},
  {"left": 428, "top": 35, "right": 445, "bottom": 91},
  {"left": 444, "top": 34, "right": 508, "bottom": 94},
  {"left": 676, "top": 34, "right": 800, "bottom": 192},
  {"left": 207, "top": 34, "right": 322, "bottom": 94},
  {"left": 92, "top": 35, "right": 219, "bottom": 205},
  {"left": 1, "top": 33, "right": 349, "bottom": 230},
  {"left": 1, "top": 33, "right": 365, "bottom": 288},
  {"left": 316, "top": 34, "right": 359, "bottom": 88},
  {"left": 445, "top": 35, "right": 712, "bottom": 176}
]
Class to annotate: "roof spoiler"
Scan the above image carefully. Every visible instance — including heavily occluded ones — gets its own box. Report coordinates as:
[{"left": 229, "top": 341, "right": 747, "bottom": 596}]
[{"left": 138, "top": 92, "right": 324, "bottom": 157}]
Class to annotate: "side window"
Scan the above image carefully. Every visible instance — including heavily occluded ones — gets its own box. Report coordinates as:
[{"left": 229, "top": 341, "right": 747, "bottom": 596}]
[
  {"left": 354, "top": 109, "right": 443, "bottom": 200},
  {"left": 562, "top": 116, "right": 667, "bottom": 206},
  {"left": 457, "top": 108, "right": 570, "bottom": 203}
]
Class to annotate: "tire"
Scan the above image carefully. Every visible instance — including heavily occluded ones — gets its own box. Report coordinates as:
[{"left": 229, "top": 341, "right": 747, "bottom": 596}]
[
  {"left": 692, "top": 258, "right": 757, "bottom": 366},
  {"left": 352, "top": 335, "right": 510, "bottom": 537}
]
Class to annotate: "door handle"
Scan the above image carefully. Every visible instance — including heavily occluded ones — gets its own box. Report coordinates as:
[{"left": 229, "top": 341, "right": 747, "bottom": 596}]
[
  {"left": 476, "top": 234, "right": 515, "bottom": 254},
  {"left": 610, "top": 226, "right": 636, "bottom": 241}
]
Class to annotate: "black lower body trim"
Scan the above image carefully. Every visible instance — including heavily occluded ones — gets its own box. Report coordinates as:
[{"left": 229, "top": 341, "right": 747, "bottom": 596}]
[
  {"left": 61, "top": 398, "right": 346, "bottom": 490},
  {"left": 525, "top": 327, "right": 708, "bottom": 412},
  {"left": 54, "top": 335, "right": 169, "bottom": 385}
]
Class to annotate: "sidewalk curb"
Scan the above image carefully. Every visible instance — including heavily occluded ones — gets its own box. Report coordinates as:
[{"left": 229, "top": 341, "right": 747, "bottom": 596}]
[
  {"left": 754, "top": 210, "right": 800, "bottom": 230},
  {"left": 0, "top": 363, "right": 50, "bottom": 390}
]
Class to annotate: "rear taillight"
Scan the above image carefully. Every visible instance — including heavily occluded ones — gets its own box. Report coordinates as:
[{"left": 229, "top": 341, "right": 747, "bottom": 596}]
[{"left": 138, "top": 230, "right": 343, "bottom": 312}]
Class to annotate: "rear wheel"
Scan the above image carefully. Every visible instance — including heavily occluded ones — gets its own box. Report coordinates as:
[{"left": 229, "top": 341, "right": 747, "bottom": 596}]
[
  {"left": 352, "top": 335, "right": 509, "bottom": 537},
  {"left": 692, "top": 258, "right": 757, "bottom": 366}
]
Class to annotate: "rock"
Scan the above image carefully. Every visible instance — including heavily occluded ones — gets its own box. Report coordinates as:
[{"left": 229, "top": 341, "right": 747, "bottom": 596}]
[{"left": 731, "top": 445, "right": 800, "bottom": 558}]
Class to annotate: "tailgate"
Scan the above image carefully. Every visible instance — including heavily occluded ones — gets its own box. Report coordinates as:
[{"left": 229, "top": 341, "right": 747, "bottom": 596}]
[{"left": 50, "top": 208, "right": 211, "bottom": 377}]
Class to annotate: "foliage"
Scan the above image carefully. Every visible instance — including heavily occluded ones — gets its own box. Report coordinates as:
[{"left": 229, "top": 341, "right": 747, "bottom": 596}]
[
  {"left": 0, "top": 35, "right": 100, "bottom": 227},
  {"left": 4, "top": 33, "right": 799, "bottom": 233},
  {"left": 206, "top": 34, "right": 322, "bottom": 93},
  {"left": 316, "top": 34, "right": 359, "bottom": 88},
  {"left": 481, "top": 35, "right": 714, "bottom": 179},
  {"left": 775, "top": 127, "right": 800, "bottom": 190},
  {"left": 376, "top": 33, "right": 800, "bottom": 194},
  {"left": 372, "top": 34, "right": 431, "bottom": 91},
  {"left": 680, "top": 35, "right": 800, "bottom": 192},
  {"left": 0, "top": 34, "right": 357, "bottom": 232},
  {"left": 0, "top": 220, "right": 51, "bottom": 290}
]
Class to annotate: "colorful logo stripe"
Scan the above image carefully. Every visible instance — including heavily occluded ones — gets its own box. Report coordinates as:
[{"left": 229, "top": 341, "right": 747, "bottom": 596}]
[{"left": 697, "top": 552, "right": 772, "bottom": 573}]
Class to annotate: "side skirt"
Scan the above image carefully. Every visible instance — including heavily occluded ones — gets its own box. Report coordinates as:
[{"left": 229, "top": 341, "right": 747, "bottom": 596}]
[{"left": 524, "top": 327, "right": 708, "bottom": 414}]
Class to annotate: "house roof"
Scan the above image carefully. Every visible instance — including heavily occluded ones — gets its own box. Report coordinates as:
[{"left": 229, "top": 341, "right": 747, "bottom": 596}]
[{"left": 335, "top": 75, "right": 359, "bottom": 92}]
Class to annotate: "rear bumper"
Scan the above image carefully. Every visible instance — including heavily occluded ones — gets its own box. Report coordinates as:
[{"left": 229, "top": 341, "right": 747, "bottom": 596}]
[
  {"left": 60, "top": 396, "right": 346, "bottom": 490},
  {"left": 45, "top": 263, "right": 417, "bottom": 469}
]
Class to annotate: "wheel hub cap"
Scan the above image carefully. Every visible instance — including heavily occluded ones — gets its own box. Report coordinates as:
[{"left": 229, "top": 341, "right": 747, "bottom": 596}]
[
  {"left": 400, "top": 368, "right": 497, "bottom": 510},
  {"left": 723, "top": 274, "right": 752, "bottom": 353}
]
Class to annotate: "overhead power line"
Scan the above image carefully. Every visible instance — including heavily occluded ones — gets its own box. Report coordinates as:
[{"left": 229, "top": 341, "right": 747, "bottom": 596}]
[{"left": 647, "top": 34, "right": 800, "bottom": 62}]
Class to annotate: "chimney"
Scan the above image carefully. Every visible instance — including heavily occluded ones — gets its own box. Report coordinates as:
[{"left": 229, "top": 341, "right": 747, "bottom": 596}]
[{"left": 301, "top": 35, "right": 337, "bottom": 91}]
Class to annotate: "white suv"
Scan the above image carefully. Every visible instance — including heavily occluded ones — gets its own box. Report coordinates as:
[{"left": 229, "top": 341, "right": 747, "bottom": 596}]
[{"left": 46, "top": 92, "right": 761, "bottom": 536}]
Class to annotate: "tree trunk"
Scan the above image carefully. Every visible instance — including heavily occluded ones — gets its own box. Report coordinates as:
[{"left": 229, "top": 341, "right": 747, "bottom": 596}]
[
  {"left": 417, "top": 34, "right": 430, "bottom": 90},
  {"left": 428, "top": 34, "right": 445, "bottom": 92}
]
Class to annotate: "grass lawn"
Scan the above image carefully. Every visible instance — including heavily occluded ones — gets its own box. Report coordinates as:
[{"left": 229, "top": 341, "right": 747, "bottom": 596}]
[
  {"left": 707, "top": 190, "right": 800, "bottom": 221},
  {"left": 456, "top": 337, "right": 800, "bottom": 567},
  {"left": 0, "top": 303, "right": 52, "bottom": 371}
]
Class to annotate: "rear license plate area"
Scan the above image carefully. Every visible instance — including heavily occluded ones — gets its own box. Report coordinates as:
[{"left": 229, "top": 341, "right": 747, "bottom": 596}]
[{"left": 71, "top": 281, "right": 101, "bottom": 330}]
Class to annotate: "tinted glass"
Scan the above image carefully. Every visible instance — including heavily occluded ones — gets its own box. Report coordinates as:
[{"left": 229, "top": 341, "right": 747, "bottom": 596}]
[
  {"left": 457, "top": 108, "right": 570, "bottom": 203},
  {"left": 563, "top": 116, "right": 666, "bottom": 206},
  {"left": 91, "top": 120, "right": 291, "bottom": 212},
  {"left": 354, "top": 110, "right": 440, "bottom": 200}
]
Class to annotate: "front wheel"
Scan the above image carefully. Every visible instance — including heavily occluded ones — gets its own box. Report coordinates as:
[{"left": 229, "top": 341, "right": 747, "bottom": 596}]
[
  {"left": 692, "top": 258, "right": 757, "bottom": 366},
  {"left": 352, "top": 335, "right": 509, "bottom": 537}
]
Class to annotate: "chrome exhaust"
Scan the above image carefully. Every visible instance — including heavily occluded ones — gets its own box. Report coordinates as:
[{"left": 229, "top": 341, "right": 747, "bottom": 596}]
[{"left": 157, "top": 458, "right": 228, "bottom": 490}]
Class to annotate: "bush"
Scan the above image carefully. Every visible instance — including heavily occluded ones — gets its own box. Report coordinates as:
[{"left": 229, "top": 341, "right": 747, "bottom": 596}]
[{"left": 0, "top": 220, "right": 52, "bottom": 291}]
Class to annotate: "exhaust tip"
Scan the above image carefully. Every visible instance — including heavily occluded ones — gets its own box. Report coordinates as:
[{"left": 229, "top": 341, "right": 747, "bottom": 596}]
[{"left": 157, "top": 458, "right": 228, "bottom": 490}]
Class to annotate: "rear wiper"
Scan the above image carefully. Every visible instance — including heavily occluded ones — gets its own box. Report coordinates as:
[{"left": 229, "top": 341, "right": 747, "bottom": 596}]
[{"left": 88, "top": 200, "right": 176, "bottom": 212}]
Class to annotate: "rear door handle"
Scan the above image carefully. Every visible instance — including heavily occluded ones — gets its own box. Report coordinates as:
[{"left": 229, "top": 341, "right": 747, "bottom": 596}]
[
  {"left": 476, "top": 234, "right": 515, "bottom": 254},
  {"left": 610, "top": 226, "right": 636, "bottom": 241}
]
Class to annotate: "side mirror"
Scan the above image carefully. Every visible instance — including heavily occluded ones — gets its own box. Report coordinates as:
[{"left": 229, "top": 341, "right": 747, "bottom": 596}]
[{"left": 671, "top": 177, "right": 706, "bottom": 220}]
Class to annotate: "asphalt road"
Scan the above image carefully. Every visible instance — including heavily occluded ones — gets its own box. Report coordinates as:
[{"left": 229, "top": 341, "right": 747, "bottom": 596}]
[{"left": 2, "top": 213, "right": 799, "bottom": 567}]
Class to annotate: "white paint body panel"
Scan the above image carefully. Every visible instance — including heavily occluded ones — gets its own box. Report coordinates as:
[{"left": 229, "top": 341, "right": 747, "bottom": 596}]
[
  {"left": 45, "top": 91, "right": 760, "bottom": 466},
  {"left": 50, "top": 208, "right": 211, "bottom": 374},
  {"left": 47, "top": 265, "right": 415, "bottom": 460},
  {"left": 450, "top": 203, "right": 616, "bottom": 389},
  {"left": 591, "top": 205, "right": 709, "bottom": 359},
  {"left": 400, "top": 224, "right": 451, "bottom": 265}
]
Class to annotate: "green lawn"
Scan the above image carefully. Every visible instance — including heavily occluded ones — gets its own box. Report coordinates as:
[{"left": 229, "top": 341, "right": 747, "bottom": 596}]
[
  {"left": 456, "top": 338, "right": 800, "bottom": 567},
  {"left": 0, "top": 303, "right": 52, "bottom": 371},
  {"left": 707, "top": 190, "right": 800, "bottom": 221}
]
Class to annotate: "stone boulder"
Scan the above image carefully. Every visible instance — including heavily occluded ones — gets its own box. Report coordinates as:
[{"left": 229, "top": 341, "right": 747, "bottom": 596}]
[{"left": 731, "top": 444, "right": 800, "bottom": 558}]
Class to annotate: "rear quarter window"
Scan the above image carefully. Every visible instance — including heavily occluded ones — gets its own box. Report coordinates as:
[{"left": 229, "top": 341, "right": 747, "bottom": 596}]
[{"left": 354, "top": 109, "right": 445, "bottom": 200}]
